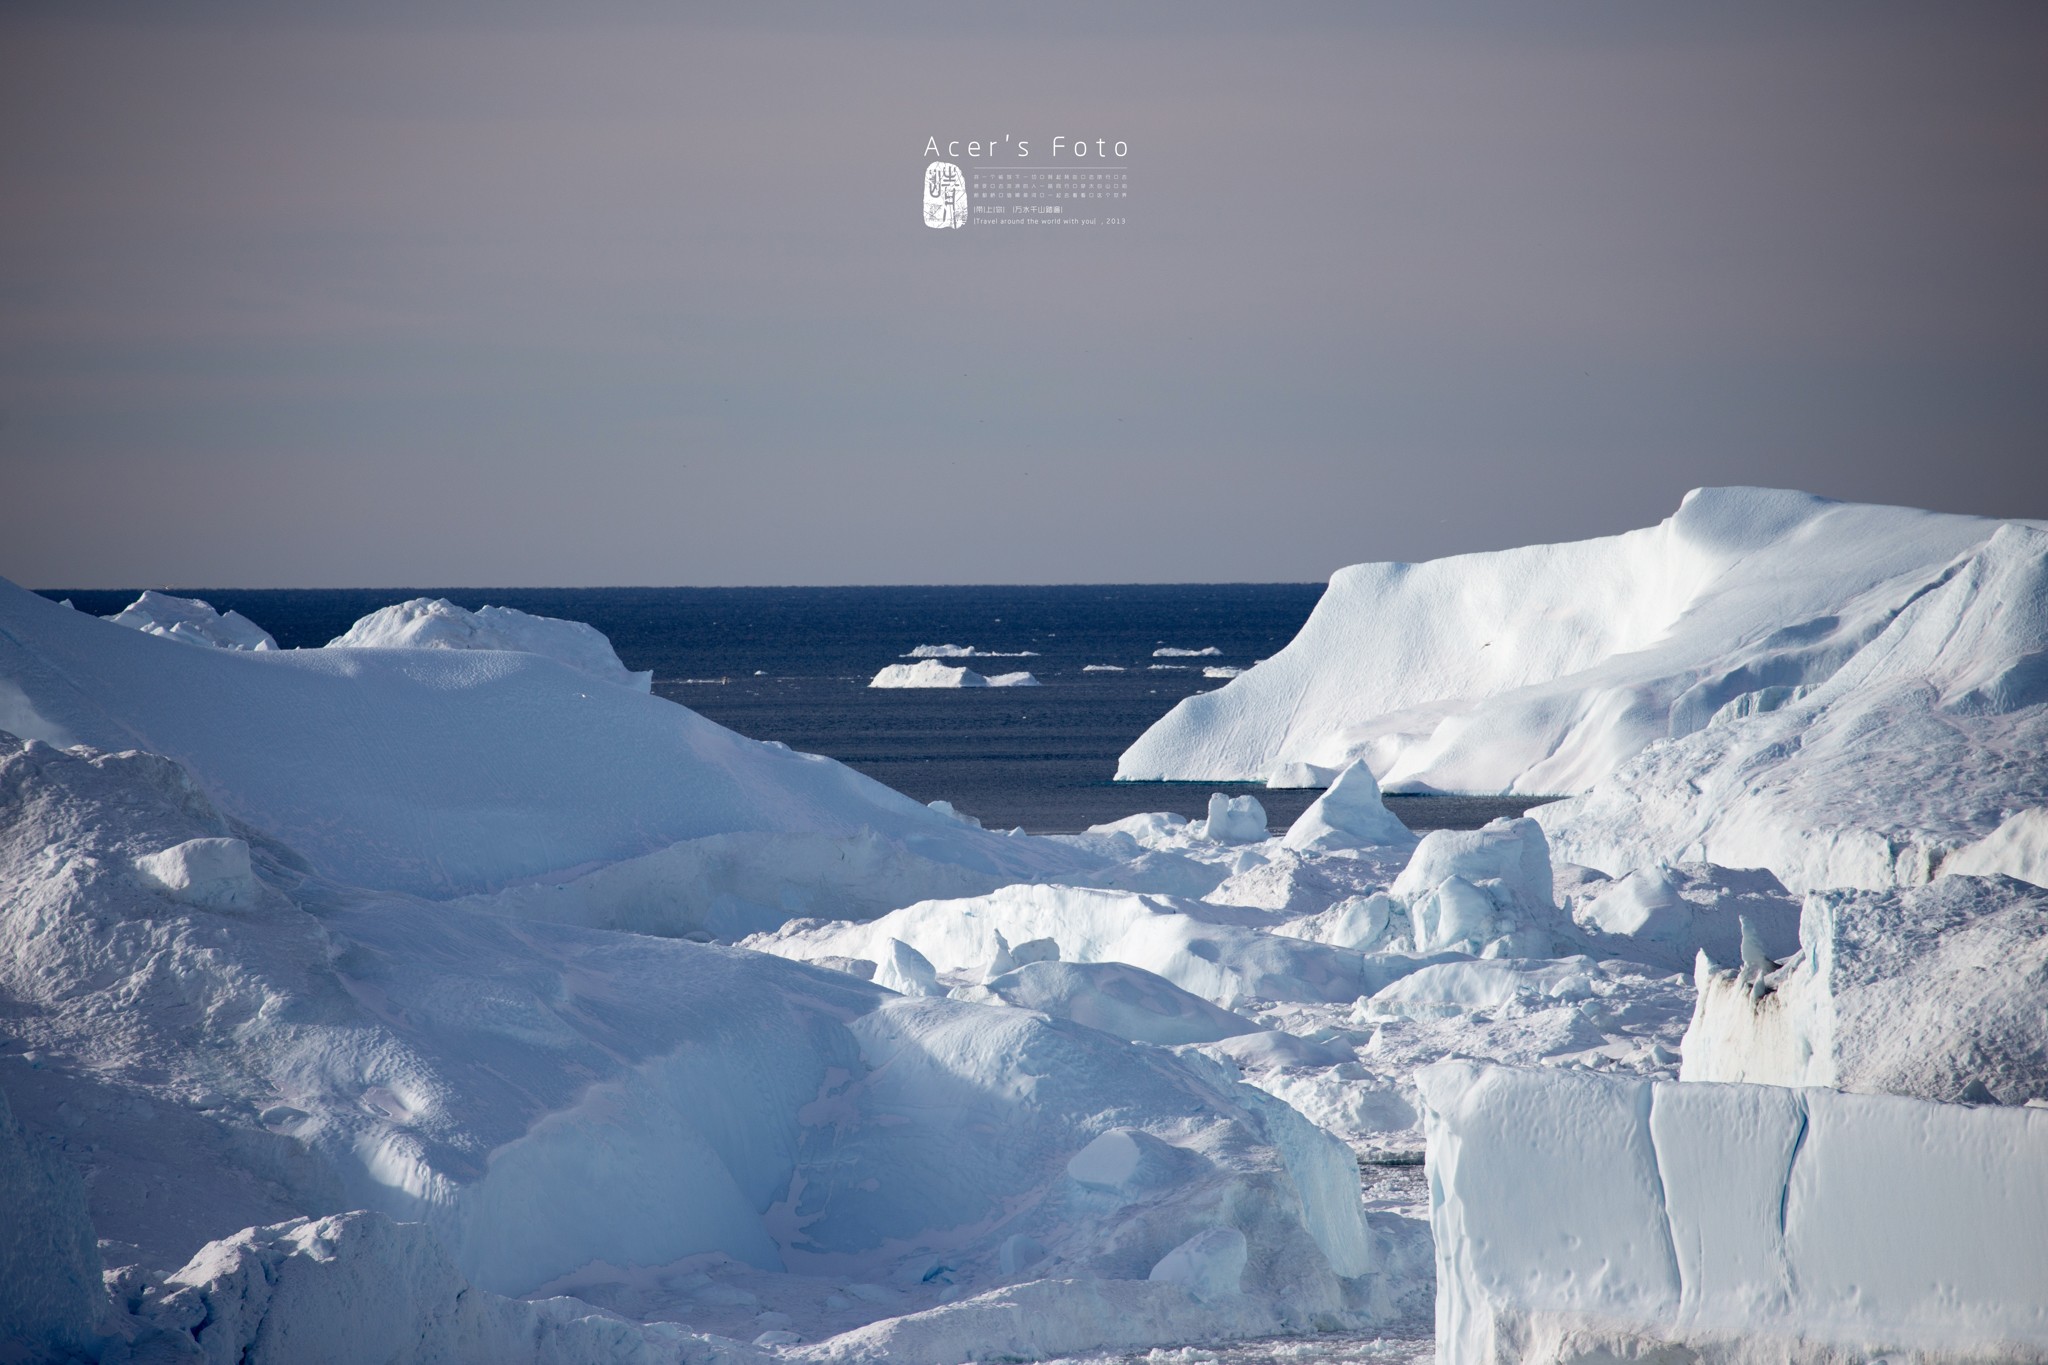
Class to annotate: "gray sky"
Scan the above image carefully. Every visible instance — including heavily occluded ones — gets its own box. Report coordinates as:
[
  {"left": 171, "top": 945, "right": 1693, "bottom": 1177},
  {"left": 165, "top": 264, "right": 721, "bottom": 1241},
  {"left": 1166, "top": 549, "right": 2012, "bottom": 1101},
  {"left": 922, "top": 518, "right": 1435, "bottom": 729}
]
[{"left": 4, "top": 2, "right": 2045, "bottom": 588}]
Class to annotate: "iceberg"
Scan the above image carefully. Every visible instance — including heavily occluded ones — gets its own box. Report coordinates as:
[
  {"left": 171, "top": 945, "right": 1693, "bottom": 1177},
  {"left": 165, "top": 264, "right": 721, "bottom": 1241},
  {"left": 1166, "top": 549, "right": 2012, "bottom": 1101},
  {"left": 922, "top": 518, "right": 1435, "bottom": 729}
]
[
  {"left": 103, "top": 590, "right": 278, "bottom": 651},
  {"left": 904, "top": 644, "right": 1039, "bottom": 658},
  {"left": 0, "top": 578, "right": 1088, "bottom": 902},
  {"left": 1681, "top": 873, "right": 2048, "bottom": 1104},
  {"left": 328, "top": 596, "right": 653, "bottom": 691},
  {"left": 870, "top": 660, "right": 1040, "bottom": 688},
  {"left": 1119, "top": 488, "right": 2024, "bottom": 797},
  {"left": 1281, "top": 760, "right": 1416, "bottom": 853}
]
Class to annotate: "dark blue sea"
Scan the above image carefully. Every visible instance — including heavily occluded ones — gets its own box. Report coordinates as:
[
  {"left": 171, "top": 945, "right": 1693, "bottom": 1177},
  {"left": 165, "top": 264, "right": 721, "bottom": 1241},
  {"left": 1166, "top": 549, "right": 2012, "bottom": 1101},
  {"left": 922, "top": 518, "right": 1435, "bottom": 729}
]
[{"left": 43, "top": 585, "right": 1540, "bottom": 834}]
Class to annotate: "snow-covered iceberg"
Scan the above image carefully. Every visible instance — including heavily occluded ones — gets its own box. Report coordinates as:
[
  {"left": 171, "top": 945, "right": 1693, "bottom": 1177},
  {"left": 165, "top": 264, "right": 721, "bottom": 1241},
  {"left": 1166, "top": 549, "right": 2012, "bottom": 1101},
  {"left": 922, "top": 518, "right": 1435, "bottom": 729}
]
[
  {"left": 103, "top": 590, "right": 278, "bottom": 651},
  {"left": 870, "top": 660, "right": 1039, "bottom": 688},
  {"left": 1119, "top": 488, "right": 2024, "bottom": 797},
  {"left": 328, "top": 596, "right": 653, "bottom": 691},
  {"left": 1682, "top": 873, "right": 2048, "bottom": 1105},
  {"left": 1419, "top": 1062, "right": 2048, "bottom": 1365}
]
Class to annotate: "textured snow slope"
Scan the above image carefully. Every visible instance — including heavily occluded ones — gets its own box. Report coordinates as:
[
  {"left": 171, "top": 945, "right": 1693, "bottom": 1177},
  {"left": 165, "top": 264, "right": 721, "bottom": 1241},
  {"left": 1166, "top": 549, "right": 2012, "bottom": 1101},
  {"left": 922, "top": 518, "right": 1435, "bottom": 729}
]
[
  {"left": 1420, "top": 1063, "right": 2048, "bottom": 1365},
  {"left": 1539, "top": 521, "right": 2048, "bottom": 890},
  {"left": 327, "top": 596, "right": 653, "bottom": 691},
  {"left": 0, "top": 578, "right": 1094, "bottom": 900},
  {"left": 1120, "top": 488, "right": 2015, "bottom": 794},
  {"left": 0, "top": 735, "right": 1375, "bottom": 1356}
]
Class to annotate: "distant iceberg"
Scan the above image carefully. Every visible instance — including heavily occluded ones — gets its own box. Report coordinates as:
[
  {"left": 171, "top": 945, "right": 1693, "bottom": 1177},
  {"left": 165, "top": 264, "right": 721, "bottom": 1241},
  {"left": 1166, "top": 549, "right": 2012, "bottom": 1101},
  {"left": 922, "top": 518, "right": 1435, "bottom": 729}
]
[
  {"left": 328, "top": 597, "right": 652, "bottom": 692},
  {"left": 871, "top": 660, "right": 1040, "bottom": 688},
  {"left": 1152, "top": 646, "right": 1221, "bottom": 657},
  {"left": 904, "top": 643, "right": 1039, "bottom": 658},
  {"left": 103, "top": 591, "right": 276, "bottom": 651}
]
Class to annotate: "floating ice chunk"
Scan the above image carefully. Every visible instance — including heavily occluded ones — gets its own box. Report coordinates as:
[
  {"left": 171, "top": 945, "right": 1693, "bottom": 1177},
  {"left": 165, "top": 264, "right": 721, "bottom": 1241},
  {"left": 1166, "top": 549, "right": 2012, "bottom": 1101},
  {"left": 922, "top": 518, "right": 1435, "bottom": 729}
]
[
  {"left": 1198, "top": 794, "right": 1268, "bottom": 844},
  {"left": 1203, "top": 1030, "right": 1341, "bottom": 1069},
  {"left": 1081, "top": 664, "right": 1125, "bottom": 672},
  {"left": 869, "top": 661, "right": 1040, "bottom": 688},
  {"left": 873, "top": 938, "right": 943, "bottom": 997},
  {"left": 1202, "top": 667, "right": 1244, "bottom": 679},
  {"left": 104, "top": 591, "right": 277, "bottom": 651},
  {"left": 1571, "top": 862, "right": 1799, "bottom": 972},
  {"left": 1281, "top": 760, "right": 1415, "bottom": 852},
  {"left": 1147, "top": 1227, "right": 1246, "bottom": 1301},
  {"left": 327, "top": 597, "right": 651, "bottom": 691},
  {"left": 953, "top": 960, "right": 1256, "bottom": 1045},
  {"left": 1153, "top": 647, "right": 1222, "bottom": 658},
  {"left": 1262, "top": 761, "right": 1337, "bottom": 789},
  {"left": 133, "top": 837, "right": 263, "bottom": 910},
  {"left": 1389, "top": 817, "right": 1562, "bottom": 956},
  {"left": 1682, "top": 874, "right": 2048, "bottom": 1104},
  {"left": 1274, "top": 893, "right": 1395, "bottom": 951}
]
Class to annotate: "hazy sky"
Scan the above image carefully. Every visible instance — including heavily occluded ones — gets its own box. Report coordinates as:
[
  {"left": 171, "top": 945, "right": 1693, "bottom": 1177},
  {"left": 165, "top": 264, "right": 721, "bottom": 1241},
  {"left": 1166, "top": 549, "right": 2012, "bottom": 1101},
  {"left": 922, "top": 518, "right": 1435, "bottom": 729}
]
[{"left": 4, "top": 2, "right": 2046, "bottom": 587}]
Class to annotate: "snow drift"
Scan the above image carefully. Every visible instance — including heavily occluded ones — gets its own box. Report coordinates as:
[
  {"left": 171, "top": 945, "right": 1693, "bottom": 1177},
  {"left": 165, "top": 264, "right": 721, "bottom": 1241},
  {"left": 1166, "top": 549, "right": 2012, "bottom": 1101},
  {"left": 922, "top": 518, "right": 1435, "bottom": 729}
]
[
  {"left": 1120, "top": 488, "right": 2024, "bottom": 799},
  {"left": 1419, "top": 1062, "right": 2048, "bottom": 1365},
  {"left": 326, "top": 596, "right": 653, "bottom": 691},
  {"left": 1682, "top": 874, "right": 2048, "bottom": 1105}
]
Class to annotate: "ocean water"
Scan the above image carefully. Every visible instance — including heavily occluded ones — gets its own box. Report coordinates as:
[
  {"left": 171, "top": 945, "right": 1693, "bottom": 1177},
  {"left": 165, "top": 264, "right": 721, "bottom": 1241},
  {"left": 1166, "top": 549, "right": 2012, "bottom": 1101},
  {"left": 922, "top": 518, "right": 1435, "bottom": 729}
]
[{"left": 46, "top": 585, "right": 1544, "bottom": 833}]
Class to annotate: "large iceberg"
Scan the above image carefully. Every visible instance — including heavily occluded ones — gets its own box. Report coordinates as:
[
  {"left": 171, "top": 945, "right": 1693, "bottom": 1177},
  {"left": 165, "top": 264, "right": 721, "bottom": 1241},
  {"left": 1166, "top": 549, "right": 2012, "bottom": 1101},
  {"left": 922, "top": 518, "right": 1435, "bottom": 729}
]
[
  {"left": 1419, "top": 1062, "right": 2048, "bottom": 1365},
  {"left": 1119, "top": 488, "right": 2025, "bottom": 796},
  {"left": 328, "top": 596, "right": 654, "bottom": 691}
]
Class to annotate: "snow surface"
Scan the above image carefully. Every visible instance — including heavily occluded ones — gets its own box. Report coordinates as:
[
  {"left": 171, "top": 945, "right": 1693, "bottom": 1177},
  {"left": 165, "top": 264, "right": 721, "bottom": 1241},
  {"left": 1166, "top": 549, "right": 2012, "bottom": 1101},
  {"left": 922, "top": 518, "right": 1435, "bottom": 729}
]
[
  {"left": 1419, "top": 1062, "right": 2048, "bottom": 1364},
  {"left": 1120, "top": 488, "right": 2026, "bottom": 800},
  {"left": 104, "top": 591, "right": 278, "bottom": 651},
  {"left": 870, "top": 660, "right": 1041, "bottom": 688},
  {"left": 327, "top": 596, "right": 653, "bottom": 691},
  {"left": 0, "top": 577, "right": 1094, "bottom": 902},
  {"left": 1682, "top": 874, "right": 2048, "bottom": 1105}
]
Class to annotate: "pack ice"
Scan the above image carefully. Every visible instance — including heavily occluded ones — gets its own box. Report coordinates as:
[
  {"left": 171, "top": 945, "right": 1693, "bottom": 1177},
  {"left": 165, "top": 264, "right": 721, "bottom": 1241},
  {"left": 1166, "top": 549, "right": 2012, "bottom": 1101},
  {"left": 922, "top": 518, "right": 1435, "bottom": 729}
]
[{"left": 0, "top": 732, "right": 1378, "bottom": 1361}]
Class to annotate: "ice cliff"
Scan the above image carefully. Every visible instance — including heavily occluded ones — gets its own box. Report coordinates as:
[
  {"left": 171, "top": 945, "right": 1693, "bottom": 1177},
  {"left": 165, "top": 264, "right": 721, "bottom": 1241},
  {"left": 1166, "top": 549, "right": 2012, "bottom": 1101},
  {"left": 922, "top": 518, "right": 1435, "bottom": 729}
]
[{"left": 1420, "top": 1062, "right": 2048, "bottom": 1365}]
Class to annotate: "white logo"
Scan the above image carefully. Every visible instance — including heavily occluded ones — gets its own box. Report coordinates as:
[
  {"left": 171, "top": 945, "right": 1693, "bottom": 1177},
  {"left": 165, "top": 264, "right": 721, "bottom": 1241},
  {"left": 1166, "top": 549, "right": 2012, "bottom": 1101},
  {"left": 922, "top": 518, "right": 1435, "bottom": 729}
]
[{"left": 923, "top": 161, "right": 968, "bottom": 229}]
